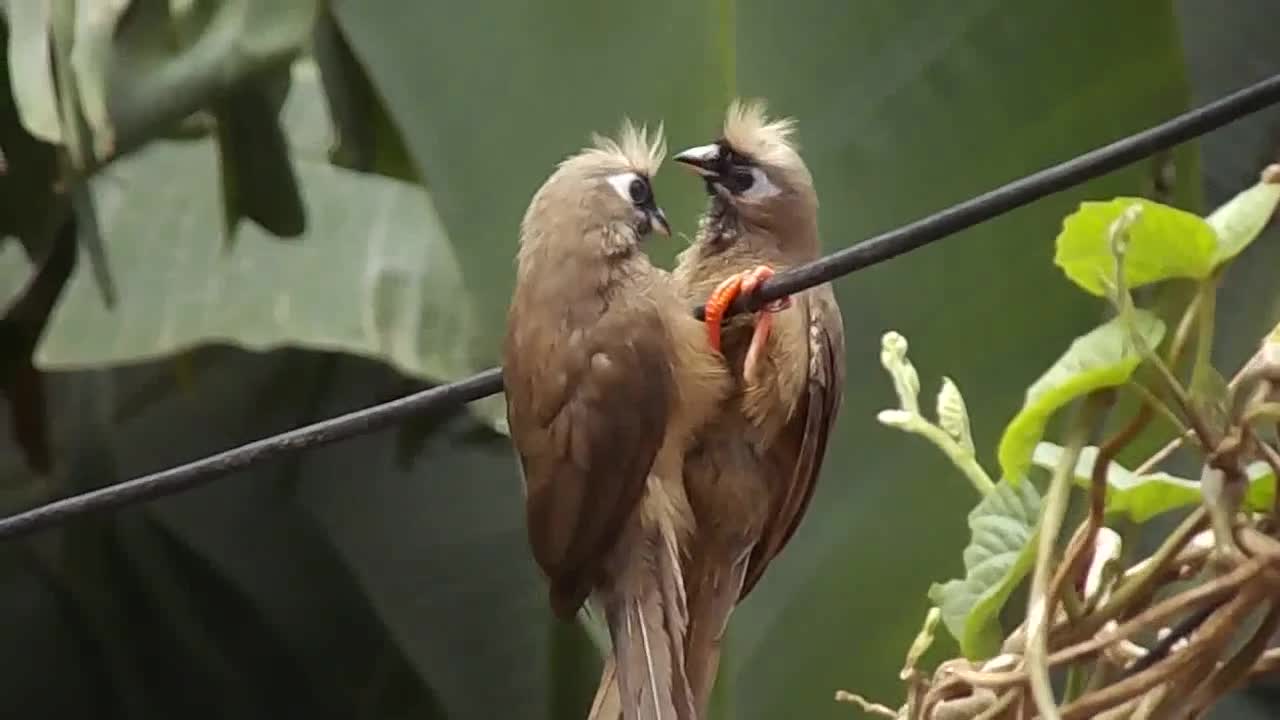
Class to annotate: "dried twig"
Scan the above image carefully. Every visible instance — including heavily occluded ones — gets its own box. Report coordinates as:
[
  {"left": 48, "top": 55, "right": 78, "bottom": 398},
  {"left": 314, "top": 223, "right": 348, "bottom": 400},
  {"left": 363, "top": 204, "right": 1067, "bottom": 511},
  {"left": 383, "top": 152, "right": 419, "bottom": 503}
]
[
  {"left": 1184, "top": 602, "right": 1280, "bottom": 712},
  {"left": 1058, "top": 586, "right": 1264, "bottom": 719},
  {"left": 949, "top": 557, "right": 1268, "bottom": 690}
]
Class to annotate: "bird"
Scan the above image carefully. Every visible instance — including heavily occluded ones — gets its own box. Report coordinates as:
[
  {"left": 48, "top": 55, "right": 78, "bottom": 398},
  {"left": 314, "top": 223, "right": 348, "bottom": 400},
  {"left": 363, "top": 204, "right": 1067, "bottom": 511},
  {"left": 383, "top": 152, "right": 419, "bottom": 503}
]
[
  {"left": 669, "top": 99, "right": 847, "bottom": 716},
  {"left": 502, "top": 121, "right": 731, "bottom": 720}
]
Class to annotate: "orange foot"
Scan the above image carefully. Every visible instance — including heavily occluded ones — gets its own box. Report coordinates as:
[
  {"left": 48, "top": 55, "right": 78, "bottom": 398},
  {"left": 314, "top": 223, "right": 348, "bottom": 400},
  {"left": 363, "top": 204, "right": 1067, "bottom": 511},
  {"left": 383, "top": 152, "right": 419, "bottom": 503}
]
[{"left": 703, "top": 265, "right": 792, "bottom": 380}]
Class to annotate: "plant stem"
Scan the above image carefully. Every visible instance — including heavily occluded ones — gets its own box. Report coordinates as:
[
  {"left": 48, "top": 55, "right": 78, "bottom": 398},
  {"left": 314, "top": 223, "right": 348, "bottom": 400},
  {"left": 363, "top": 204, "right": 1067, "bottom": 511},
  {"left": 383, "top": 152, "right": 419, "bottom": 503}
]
[
  {"left": 1026, "top": 393, "right": 1108, "bottom": 720},
  {"left": 1060, "top": 507, "right": 1206, "bottom": 646},
  {"left": 916, "top": 421, "right": 996, "bottom": 496},
  {"left": 1132, "top": 349, "right": 1266, "bottom": 475},
  {"left": 1165, "top": 290, "right": 1202, "bottom": 371},
  {"left": 1189, "top": 278, "right": 1219, "bottom": 392},
  {"left": 1063, "top": 663, "right": 1088, "bottom": 703}
]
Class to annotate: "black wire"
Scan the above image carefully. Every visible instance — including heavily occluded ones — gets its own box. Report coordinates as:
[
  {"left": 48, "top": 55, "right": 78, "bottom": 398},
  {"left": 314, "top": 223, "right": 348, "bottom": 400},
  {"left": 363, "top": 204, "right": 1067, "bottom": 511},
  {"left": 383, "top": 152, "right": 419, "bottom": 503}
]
[
  {"left": 0, "top": 368, "right": 504, "bottom": 541},
  {"left": 696, "top": 71, "right": 1280, "bottom": 318},
  {"left": 1, "top": 73, "right": 1279, "bottom": 542}
]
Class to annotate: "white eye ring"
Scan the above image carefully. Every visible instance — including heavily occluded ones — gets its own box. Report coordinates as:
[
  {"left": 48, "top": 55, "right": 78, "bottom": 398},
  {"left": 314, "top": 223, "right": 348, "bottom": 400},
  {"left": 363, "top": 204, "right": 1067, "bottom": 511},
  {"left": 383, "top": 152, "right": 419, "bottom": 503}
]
[
  {"left": 607, "top": 172, "right": 641, "bottom": 202},
  {"left": 738, "top": 166, "right": 782, "bottom": 202}
]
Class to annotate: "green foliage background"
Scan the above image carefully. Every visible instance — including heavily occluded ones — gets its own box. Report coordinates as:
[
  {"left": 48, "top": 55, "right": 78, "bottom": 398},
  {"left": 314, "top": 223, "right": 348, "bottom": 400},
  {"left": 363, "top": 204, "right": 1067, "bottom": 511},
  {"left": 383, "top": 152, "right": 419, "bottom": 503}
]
[{"left": 0, "top": 1, "right": 1278, "bottom": 718}]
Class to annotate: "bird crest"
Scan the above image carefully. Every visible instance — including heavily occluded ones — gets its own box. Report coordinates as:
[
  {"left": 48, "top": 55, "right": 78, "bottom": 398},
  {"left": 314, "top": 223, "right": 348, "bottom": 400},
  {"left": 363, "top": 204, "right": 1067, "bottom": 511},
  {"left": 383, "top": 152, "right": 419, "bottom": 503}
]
[
  {"left": 578, "top": 118, "right": 666, "bottom": 178},
  {"left": 723, "top": 98, "right": 799, "bottom": 167}
]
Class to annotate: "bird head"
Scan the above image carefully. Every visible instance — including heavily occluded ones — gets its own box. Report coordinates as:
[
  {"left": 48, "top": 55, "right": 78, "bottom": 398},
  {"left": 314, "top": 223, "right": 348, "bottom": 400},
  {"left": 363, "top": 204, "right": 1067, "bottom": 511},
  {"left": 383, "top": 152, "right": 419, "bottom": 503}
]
[
  {"left": 521, "top": 120, "right": 671, "bottom": 256},
  {"left": 673, "top": 100, "right": 817, "bottom": 235}
]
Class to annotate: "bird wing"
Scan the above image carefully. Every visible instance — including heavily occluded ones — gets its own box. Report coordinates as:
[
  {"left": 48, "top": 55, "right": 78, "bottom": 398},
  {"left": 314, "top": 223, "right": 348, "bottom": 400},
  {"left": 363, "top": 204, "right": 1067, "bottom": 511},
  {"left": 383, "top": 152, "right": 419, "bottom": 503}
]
[
  {"left": 739, "top": 284, "right": 845, "bottom": 598},
  {"left": 504, "top": 301, "right": 675, "bottom": 618}
]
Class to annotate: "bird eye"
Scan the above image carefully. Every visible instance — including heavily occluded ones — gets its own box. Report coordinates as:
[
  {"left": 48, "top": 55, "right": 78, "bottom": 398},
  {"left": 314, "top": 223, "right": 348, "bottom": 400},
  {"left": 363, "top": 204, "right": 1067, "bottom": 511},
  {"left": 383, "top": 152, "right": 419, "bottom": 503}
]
[
  {"left": 732, "top": 169, "right": 755, "bottom": 191},
  {"left": 629, "top": 178, "right": 651, "bottom": 204}
]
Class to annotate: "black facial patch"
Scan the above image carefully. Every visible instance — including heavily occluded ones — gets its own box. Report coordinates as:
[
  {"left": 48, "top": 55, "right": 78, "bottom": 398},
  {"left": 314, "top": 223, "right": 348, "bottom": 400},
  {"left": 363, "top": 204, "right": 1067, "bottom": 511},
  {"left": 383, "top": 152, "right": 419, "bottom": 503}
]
[
  {"left": 704, "top": 139, "right": 758, "bottom": 196},
  {"left": 628, "top": 174, "right": 663, "bottom": 237}
]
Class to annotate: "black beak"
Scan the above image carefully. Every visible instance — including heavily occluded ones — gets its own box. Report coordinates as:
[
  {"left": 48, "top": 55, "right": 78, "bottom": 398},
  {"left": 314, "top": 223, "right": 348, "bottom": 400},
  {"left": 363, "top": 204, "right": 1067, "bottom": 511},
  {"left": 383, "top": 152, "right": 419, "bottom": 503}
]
[
  {"left": 672, "top": 144, "right": 723, "bottom": 178},
  {"left": 648, "top": 207, "right": 671, "bottom": 237}
]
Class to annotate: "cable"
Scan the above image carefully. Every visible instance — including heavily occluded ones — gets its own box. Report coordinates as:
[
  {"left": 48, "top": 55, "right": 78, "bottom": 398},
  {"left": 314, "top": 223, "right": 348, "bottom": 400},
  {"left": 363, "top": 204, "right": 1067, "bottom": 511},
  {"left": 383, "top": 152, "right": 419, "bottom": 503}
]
[
  {"left": 1, "top": 73, "right": 1279, "bottom": 542},
  {"left": 697, "top": 71, "right": 1280, "bottom": 318},
  {"left": 0, "top": 368, "right": 504, "bottom": 541}
]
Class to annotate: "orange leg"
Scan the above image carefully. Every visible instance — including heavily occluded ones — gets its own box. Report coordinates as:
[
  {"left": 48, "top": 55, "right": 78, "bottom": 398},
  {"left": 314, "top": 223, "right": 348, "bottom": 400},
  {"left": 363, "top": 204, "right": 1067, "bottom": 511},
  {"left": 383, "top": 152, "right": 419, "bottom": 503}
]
[{"left": 702, "top": 265, "right": 792, "bottom": 379}]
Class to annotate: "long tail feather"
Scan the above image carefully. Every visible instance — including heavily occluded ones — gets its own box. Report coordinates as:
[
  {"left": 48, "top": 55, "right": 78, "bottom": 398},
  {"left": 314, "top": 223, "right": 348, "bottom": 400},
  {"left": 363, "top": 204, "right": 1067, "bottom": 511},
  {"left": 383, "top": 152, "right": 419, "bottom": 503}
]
[
  {"left": 587, "top": 656, "right": 622, "bottom": 720},
  {"left": 683, "top": 547, "right": 749, "bottom": 718},
  {"left": 598, "top": 524, "right": 695, "bottom": 720}
]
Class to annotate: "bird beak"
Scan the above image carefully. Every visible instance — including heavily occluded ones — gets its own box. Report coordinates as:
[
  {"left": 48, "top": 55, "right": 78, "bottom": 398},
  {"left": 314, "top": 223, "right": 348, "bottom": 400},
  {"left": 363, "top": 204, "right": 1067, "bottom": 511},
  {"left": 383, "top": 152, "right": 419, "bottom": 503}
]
[
  {"left": 648, "top": 207, "right": 671, "bottom": 237},
  {"left": 673, "top": 144, "right": 722, "bottom": 177}
]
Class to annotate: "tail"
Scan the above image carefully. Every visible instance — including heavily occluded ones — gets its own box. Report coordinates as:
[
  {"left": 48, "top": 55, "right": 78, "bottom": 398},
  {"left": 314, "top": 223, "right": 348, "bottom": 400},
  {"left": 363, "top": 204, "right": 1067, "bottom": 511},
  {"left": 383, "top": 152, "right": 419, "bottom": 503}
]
[
  {"left": 587, "top": 656, "right": 621, "bottom": 720},
  {"left": 591, "top": 524, "right": 695, "bottom": 720},
  {"left": 683, "top": 546, "right": 749, "bottom": 718}
]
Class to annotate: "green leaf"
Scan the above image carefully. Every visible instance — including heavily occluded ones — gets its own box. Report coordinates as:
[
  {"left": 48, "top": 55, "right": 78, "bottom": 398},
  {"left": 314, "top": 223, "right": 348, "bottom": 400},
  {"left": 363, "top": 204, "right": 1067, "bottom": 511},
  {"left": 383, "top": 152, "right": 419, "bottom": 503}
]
[
  {"left": 69, "top": 0, "right": 130, "bottom": 159},
  {"left": 1206, "top": 171, "right": 1280, "bottom": 266},
  {"left": 3, "top": 0, "right": 61, "bottom": 143},
  {"left": 213, "top": 76, "right": 307, "bottom": 241},
  {"left": 31, "top": 60, "right": 491, "bottom": 422},
  {"left": 311, "top": 6, "right": 417, "bottom": 182},
  {"left": 928, "top": 477, "right": 1041, "bottom": 659},
  {"left": 998, "top": 310, "right": 1167, "bottom": 482},
  {"left": 1032, "top": 442, "right": 1277, "bottom": 522},
  {"left": 937, "top": 376, "right": 975, "bottom": 454},
  {"left": 1054, "top": 198, "right": 1218, "bottom": 296},
  {"left": 105, "top": 0, "right": 318, "bottom": 159}
]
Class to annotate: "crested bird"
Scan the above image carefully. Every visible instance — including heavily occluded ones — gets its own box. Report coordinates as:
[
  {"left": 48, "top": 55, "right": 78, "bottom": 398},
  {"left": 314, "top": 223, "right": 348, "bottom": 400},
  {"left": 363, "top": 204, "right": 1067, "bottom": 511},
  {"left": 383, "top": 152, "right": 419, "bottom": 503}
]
[
  {"left": 670, "top": 100, "right": 847, "bottom": 716},
  {"left": 502, "top": 122, "right": 731, "bottom": 720}
]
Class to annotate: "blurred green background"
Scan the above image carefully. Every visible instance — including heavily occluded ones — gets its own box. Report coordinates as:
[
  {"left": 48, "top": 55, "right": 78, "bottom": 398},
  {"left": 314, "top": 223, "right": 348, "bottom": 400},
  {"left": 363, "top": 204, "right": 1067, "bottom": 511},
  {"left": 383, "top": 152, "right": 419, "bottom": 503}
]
[{"left": 1, "top": 1, "right": 1278, "bottom": 718}]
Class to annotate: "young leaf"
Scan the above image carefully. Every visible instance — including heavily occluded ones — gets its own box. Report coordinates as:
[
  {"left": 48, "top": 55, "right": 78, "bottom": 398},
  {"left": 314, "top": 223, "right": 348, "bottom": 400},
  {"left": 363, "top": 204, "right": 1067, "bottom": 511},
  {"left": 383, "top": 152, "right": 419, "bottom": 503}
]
[
  {"left": 1032, "top": 442, "right": 1277, "bottom": 522},
  {"left": 937, "top": 376, "right": 975, "bottom": 454},
  {"left": 998, "top": 310, "right": 1167, "bottom": 483},
  {"left": 1207, "top": 166, "right": 1280, "bottom": 266},
  {"left": 928, "top": 477, "right": 1041, "bottom": 659},
  {"left": 1054, "top": 198, "right": 1217, "bottom": 296}
]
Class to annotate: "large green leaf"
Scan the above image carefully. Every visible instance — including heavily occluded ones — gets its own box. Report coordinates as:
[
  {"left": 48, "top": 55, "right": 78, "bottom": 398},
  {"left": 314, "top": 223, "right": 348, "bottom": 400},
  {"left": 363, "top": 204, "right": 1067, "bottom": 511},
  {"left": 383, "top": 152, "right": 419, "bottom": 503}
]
[
  {"left": 1054, "top": 197, "right": 1218, "bottom": 296},
  {"left": 16, "top": 61, "right": 485, "bottom": 413},
  {"left": 1206, "top": 170, "right": 1280, "bottom": 267},
  {"left": 292, "top": 371, "right": 555, "bottom": 720},
  {"left": 928, "top": 478, "right": 1041, "bottom": 660},
  {"left": 1032, "top": 442, "right": 1277, "bottom": 523},
  {"left": 0, "top": 352, "right": 448, "bottom": 719},
  {"left": 997, "top": 310, "right": 1167, "bottom": 484}
]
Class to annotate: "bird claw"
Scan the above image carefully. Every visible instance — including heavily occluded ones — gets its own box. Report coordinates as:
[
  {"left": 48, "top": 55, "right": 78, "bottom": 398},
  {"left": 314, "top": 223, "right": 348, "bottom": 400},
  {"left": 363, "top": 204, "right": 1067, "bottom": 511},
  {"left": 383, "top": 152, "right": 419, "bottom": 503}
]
[{"left": 702, "top": 265, "right": 792, "bottom": 354}]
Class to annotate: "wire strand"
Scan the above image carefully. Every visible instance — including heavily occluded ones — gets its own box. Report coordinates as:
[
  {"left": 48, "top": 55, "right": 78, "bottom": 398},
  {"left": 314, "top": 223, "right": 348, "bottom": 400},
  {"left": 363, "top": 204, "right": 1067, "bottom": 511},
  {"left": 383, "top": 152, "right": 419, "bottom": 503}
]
[{"left": 2, "top": 73, "right": 1279, "bottom": 542}]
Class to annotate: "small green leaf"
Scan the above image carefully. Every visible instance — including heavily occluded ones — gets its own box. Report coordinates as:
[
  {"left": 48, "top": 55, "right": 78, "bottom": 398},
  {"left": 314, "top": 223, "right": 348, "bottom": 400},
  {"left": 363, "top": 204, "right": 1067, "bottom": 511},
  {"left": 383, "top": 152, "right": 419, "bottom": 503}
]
[
  {"left": 1206, "top": 172, "right": 1280, "bottom": 266},
  {"left": 928, "top": 477, "right": 1041, "bottom": 659},
  {"left": 998, "top": 310, "right": 1167, "bottom": 482},
  {"left": 937, "top": 376, "right": 974, "bottom": 454},
  {"left": 1032, "top": 442, "right": 1277, "bottom": 522},
  {"left": 1054, "top": 198, "right": 1218, "bottom": 296},
  {"left": 880, "top": 331, "right": 921, "bottom": 414}
]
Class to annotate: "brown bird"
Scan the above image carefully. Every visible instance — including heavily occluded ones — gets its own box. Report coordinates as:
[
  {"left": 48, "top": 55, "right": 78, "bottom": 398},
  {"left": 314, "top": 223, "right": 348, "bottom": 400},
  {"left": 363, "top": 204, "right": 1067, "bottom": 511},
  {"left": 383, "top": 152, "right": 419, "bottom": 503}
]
[
  {"left": 502, "top": 122, "right": 730, "bottom": 720},
  {"left": 670, "top": 100, "right": 847, "bottom": 716}
]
